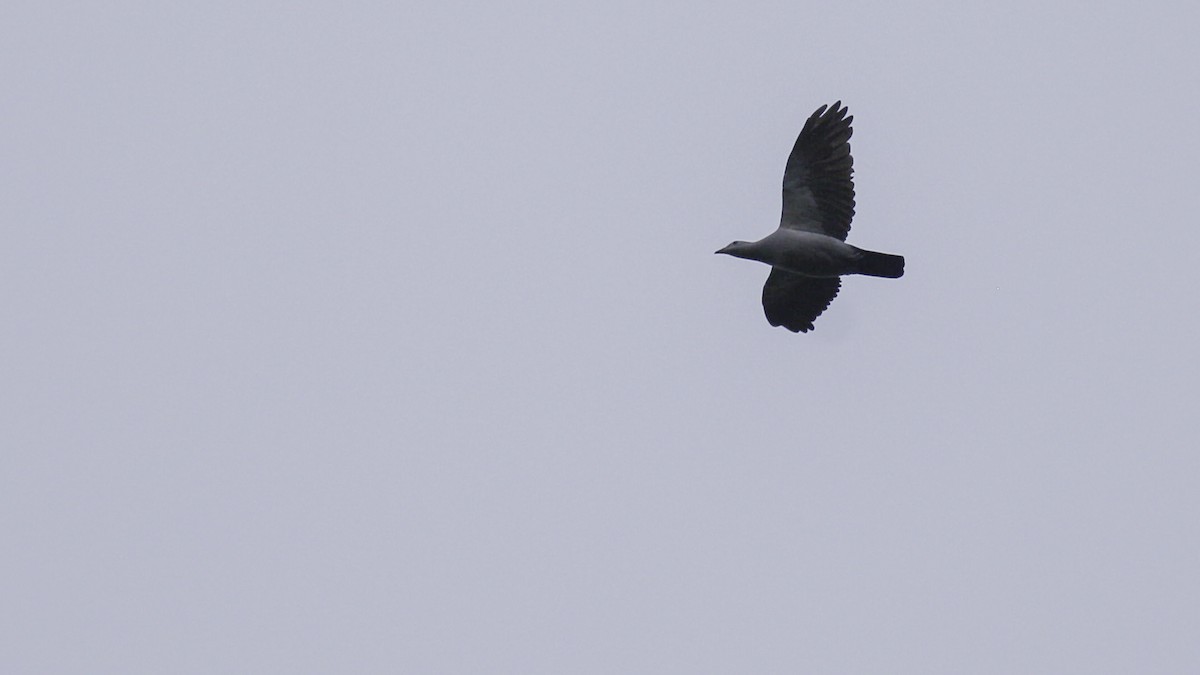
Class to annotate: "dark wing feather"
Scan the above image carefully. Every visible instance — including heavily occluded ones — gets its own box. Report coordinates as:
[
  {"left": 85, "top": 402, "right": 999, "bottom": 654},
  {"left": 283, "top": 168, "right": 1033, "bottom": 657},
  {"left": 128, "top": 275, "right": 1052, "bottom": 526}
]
[
  {"left": 761, "top": 268, "right": 841, "bottom": 333},
  {"left": 780, "top": 102, "right": 856, "bottom": 240}
]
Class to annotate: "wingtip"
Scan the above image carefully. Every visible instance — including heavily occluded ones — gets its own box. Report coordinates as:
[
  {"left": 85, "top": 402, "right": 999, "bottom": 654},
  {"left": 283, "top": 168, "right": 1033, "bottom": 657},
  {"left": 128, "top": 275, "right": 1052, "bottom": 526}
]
[{"left": 813, "top": 101, "right": 849, "bottom": 123}]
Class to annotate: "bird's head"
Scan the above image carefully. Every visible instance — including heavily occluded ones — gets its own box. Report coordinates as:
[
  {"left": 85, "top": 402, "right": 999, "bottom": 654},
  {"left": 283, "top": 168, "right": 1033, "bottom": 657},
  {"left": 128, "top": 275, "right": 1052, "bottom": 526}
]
[{"left": 715, "top": 241, "right": 752, "bottom": 257}]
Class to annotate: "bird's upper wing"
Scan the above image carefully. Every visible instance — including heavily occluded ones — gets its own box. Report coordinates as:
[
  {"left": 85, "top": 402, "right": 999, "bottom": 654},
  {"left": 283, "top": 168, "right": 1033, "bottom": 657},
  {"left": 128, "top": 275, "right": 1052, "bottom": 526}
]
[
  {"left": 780, "top": 102, "right": 856, "bottom": 241},
  {"left": 761, "top": 268, "right": 841, "bottom": 333}
]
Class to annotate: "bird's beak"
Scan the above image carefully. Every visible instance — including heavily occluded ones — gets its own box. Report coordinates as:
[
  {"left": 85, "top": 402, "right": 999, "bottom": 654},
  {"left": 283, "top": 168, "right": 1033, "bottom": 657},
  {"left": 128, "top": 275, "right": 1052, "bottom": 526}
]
[{"left": 715, "top": 245, "right": 730, "bottom": 255}]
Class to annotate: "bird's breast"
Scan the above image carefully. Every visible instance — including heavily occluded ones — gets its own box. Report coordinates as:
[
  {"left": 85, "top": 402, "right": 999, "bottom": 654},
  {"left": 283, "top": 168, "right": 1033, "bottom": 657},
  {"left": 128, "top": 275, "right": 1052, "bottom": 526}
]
[{"left": 764, "top": 231, "right": 859, "bottom": 277}]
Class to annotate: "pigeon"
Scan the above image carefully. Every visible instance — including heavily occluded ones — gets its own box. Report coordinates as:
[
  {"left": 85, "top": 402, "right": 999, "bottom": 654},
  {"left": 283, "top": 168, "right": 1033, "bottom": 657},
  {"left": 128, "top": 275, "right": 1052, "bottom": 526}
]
[{"left": 716, "top": 102, "right": 904, "bottom": 332}]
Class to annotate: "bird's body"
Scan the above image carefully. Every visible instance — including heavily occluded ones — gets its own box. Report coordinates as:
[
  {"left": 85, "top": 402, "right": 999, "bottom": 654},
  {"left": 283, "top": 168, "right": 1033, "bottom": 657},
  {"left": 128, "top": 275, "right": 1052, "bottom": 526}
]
[
  {"left": 716, "top": 102, "right": 904, "bottom": 332},
  {"left": 719, "top": 230, "right": 870, "bottom": 278}
]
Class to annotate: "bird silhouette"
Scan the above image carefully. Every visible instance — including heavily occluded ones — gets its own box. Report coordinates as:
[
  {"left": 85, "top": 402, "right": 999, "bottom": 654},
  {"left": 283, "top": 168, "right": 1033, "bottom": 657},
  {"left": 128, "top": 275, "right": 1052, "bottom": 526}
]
[{"left": 717, "top": 102, "right": 904, "bottom": 332}]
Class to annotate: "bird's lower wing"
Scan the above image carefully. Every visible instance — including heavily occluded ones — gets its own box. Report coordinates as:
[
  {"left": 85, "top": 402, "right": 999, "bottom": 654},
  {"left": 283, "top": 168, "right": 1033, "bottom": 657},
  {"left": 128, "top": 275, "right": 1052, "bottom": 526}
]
[{"left": 761, "top": 268, "right": 841, "bottom": 333}]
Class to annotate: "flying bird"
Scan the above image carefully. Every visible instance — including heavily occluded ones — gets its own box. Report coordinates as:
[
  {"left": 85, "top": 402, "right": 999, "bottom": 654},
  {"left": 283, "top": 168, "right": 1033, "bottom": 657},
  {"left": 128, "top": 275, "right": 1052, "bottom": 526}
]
[{"left": 716, "top": 102, "right": 904, "bottom": 332}]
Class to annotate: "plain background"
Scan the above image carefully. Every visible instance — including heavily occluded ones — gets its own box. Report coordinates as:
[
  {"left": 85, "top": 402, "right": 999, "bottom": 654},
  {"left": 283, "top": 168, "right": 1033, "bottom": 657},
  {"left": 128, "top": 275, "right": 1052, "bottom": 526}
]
[{"left": 4, "top": 1, "right": 1199, "bottom": 673}]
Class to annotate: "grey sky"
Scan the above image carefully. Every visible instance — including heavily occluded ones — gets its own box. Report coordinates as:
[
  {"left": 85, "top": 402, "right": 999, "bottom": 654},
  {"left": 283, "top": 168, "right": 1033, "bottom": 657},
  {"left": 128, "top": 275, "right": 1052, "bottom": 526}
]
[{"left": 4, "top": 1, "right": 1199, "bottom": 673}]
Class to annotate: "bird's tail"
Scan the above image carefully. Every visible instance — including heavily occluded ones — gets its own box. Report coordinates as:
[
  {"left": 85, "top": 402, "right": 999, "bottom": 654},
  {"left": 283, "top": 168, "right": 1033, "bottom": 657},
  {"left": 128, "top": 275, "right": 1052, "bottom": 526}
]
[{"left": 855, "top": 249, "right": 905, "bottom": 278}]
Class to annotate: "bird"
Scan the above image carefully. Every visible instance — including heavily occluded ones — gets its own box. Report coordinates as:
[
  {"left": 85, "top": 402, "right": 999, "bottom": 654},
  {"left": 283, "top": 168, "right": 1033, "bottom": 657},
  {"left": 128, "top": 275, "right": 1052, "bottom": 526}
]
[{"left": 716, "top": 102, "right": 904, "bottom": 332}]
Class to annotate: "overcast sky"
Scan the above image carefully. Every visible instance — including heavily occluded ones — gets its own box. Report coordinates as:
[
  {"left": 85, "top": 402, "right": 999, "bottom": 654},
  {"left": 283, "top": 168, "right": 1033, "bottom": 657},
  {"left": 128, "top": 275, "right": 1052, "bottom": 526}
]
[{"left": 4, "top": 1, "right": 1200, "bottom": 673}]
